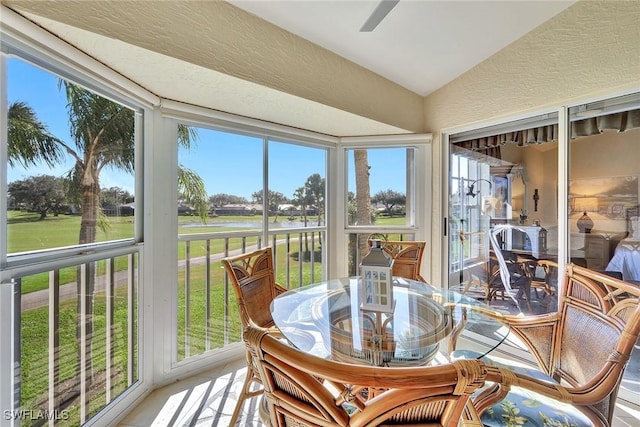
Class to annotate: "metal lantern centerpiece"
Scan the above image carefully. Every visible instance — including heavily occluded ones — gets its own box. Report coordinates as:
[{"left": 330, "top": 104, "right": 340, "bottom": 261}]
[{"left": 360, "top": 239, "right": 395, "bottom": 313}]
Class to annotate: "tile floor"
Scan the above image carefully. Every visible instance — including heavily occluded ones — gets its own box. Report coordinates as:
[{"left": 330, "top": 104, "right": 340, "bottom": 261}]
[
  {"left": 118, "top": 352, "right": 640, "bottom": 427},
  {"left": 118, "top": 357, "right": 264, "bottom": 427}
]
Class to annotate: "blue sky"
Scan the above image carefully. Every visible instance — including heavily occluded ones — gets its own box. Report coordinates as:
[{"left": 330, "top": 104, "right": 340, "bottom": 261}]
[{"left": 8, "top": 57, "right": 407, "bottom": 201}]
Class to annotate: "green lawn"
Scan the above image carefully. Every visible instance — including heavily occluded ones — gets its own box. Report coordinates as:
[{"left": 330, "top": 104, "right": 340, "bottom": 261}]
[
  {"left": 7, "top": 211, "right": 310, "bottom": 292},
  {"left": 12, "top": 210, "right": 412, "bottom": 423},
  {"left": 8, "top": 210, "right": 408, "bottom": 294}
]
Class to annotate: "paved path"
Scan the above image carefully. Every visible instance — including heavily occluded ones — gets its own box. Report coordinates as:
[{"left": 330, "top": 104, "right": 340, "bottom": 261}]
[{"left": 19, "top": 243, "right": 275, "bottom": 311}]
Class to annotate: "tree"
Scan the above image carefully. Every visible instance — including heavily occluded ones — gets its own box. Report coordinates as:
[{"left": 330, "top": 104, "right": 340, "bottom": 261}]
[
  {"left": 293, "top": 185, "right": 315, "bottom": 254},
  {"left": 292, "top": 186, "right": 313, "bottom": 226},
  {"left": 8, "top": 82, "right": 207, "bottom": 388},
  {"left": 100, "top": 186, "right": 134, "bottom": 206},
  {"left": 7, "top": 101, "right": 65, "bottom": 168},
  {"left": 305, "top": 173, "right": 325, "bottom": 226},
  {"left": 252, "top": 189, "right": 287, "bottom": 221},
  {"left": 8, "top": 175, "right": 69, "bottom": 219},
  {"left": 209, "top": 193, "right": 249, "bottom": 215},
  {"left": 354, "top": 150, "right": 372, "bottom": 261},
  {"left": 372, "top": 189, "right": 406, "bottom": 217},
  {"left": 177, "top": 165, "right": 209, "bottom": 220}
]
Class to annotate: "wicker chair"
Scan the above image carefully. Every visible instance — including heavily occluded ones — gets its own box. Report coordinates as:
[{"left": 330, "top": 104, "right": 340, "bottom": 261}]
[
  {"left": 485, "top": 247, "right": 533, "bottom": 310},
  {"left": 472, "top": 264, "right": 640, "bottom": 427},
  {"left": 368, "top": 239, "right": 427, "bottom": 282},
  {"left": 524, "top": 258, "right": 558, "bottom": 300},
  {"left": 221, "top": 247, "right": 288, "bottom": 426},
  {"left": 244, "top": 323, "right": 489, "bottom": 427}
]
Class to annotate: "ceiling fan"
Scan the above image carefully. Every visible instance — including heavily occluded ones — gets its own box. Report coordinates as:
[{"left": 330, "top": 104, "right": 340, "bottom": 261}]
[{"left": 360, "top": 0, "right": 400, "bottom": 32}]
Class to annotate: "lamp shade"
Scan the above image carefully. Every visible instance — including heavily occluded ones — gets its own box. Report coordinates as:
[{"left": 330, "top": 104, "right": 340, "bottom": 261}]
[{"left": 574, "top": 197, "right": 599, "bottom": 213}]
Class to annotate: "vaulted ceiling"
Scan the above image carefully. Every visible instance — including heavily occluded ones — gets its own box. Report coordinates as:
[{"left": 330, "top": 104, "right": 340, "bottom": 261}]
[{"left": 2, "top": 0, "right": 575, "bottom": 136}]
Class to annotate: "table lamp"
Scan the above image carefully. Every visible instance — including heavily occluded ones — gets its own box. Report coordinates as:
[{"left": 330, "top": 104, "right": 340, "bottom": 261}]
[{"left": 574, "top": 197, "right": 598, "bottom": 233}]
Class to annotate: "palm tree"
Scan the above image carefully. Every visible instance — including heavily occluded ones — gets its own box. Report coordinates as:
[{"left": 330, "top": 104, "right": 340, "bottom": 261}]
[
  {"left": 10, "top": 83, "right": 207, "bottom": 237},
  {"left": 354, "top": 149, "right": 372, "bottom": 259},
  {"left": 305, "top": 173, "right": 325, "bottom": 226},
  {"left": 293, "top": 186, "right": 312, "bottom": 227},
  {"left": 8, "top": 81, "right": 207, "bottom": 386}
]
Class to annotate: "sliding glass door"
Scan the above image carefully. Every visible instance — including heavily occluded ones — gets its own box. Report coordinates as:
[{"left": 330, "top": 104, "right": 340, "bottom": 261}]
[
  {"left": 568, "top": 93, "right": 640, "bottom": 402},
  {"left": 446, "top": 91, "right": 640, "bottom": 405},
  {"left": 448, "top": 113, "right": 559, "bottom": 316}
]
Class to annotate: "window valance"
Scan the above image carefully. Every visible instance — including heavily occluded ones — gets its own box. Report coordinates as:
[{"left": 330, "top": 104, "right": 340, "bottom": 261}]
[{"left": 454, "top": 110, "right": 640, "bottom": 157}]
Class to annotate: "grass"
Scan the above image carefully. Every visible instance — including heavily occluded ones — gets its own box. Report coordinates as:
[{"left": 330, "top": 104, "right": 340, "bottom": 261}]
[
  {"left": 11, "top": 210, "right": 405, "bottom": 423},
  {"left": 9, "top": 211, "right": 407, "bottom": 294},
  {"left": 20, "top": 281, "right": 136, "bottom": 426},
  {"left": 7, "top": 211, "right": 134, "bottom": 253},
  {"left": 175, "top": 239, "right": 323, "bottom": 359},
  {"left": 8, "top": 211, "right": 326, "bottom": 293}
]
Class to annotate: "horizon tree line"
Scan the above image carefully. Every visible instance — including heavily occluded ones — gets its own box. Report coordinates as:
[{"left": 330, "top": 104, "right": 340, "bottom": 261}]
[{"left": 8, "top": 173, "right": 406, "bottom": 221}]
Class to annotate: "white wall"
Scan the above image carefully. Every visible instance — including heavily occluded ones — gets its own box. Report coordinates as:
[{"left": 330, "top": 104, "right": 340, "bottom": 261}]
[{"left": 423, "top": 0, "right": 640, "bottom": 282}]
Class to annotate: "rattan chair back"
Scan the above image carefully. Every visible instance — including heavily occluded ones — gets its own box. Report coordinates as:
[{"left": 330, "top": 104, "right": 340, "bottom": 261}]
[
  {"left": 555, "top": 265, "right": 640, "bottom": 424},
  {"left": 477, "top": 264, "right": 640, "bottom": 426},
  {"left": 244, "top": 323, "right": 488, "bottom": 427},
  {"left": 368, "top": 239, "right": 427, "bottom": 282},
  {"left": 222, "top": 247, "right": 288, "bottom": 425},
  {"left": 222, "top": 247, "right": 285, "bottom": 329}
]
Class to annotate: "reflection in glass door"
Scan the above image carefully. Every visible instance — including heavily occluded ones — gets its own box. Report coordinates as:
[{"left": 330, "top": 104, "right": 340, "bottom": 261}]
[
  {"left": 568, "top": 93, "right": 640, "bottom": 403},
  {"left": 448, "top": 113, "right": 559, "bottom": 317}
]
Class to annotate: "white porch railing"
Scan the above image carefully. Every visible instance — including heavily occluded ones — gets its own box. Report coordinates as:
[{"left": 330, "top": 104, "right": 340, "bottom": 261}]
[
  {"left": 2, "top": 246, "right": 140, "bottom": 426},
  {"left": 177, "top": 226, "right": 326, "bottom": 360},
  {"left": 0, "top": 226, "right": 424, "bottom": 425}
]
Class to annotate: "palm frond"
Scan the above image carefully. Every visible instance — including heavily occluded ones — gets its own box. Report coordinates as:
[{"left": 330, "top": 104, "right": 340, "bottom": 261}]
[
  {"left": 8, "top": 101, "right": 65, "bottom": 168},
  {"left": 178, "top": 165, "right": 208, "bottom": 222}
]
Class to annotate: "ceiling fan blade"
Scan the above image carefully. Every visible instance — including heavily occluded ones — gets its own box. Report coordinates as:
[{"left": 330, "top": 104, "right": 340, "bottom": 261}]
[{"left": 360, "top": 0, "right": 400, "bottom": 32}]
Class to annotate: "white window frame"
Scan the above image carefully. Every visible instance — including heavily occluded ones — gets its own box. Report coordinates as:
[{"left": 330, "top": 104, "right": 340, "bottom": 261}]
[
  {"left": 334, "top": 135, "right": 432, "bottom": 279},
  {"left": 0, "top": 9, "right": 157, "bottom": 425}
]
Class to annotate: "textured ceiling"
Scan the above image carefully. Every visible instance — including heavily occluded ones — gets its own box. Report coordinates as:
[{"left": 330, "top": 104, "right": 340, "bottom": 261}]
[
  {"left": 230, "top": 0, "right": 576, "bottom": 96},
  {"left": 3, "top": 0, "right": 575, "bottom": 137}
]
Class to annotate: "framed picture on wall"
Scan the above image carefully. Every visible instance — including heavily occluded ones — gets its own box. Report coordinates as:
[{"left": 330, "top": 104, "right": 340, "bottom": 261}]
[{"left": 569, "top": 175, "right": 638, "bottom": 220}]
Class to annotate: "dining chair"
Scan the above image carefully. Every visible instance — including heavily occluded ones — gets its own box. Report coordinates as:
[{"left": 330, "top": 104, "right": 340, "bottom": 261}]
[
  {"left": 472, "top": 263, "right": 640, "bottom": 427},
  {"left": 367, "top": 238, "right": 427, "bottom": 282},
  {"left": 524, "top": 258, "right": 558, "bottom": 299},
  {"left": 486, "top": 226, "right": 533, "bottom": 310},
  {"left": 243, "top": 322, "right": 490, "bottom": 427},
  {"left": 221, "top": 247, "right": 287, "bottom": 426}
]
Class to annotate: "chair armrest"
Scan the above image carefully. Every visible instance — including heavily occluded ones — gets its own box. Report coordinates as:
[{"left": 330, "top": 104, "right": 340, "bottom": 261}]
[
  {"left": 477, "top": 362, "right": 617, "bottom": 416},
  {"left": 274, "top": 283, "right": 288, "bottom": 295},
  {"left": 457, "top": 306, "right": 560, "bottom": 374},
  {"left": 415, "top": 273, "right": 428, "bottom": 283},
  {"left": 458, "top": 304, "right": 559, "bottom": 326}
]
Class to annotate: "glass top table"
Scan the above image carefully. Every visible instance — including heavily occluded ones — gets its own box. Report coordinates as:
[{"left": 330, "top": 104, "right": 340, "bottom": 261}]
[{"left": 271, "top": 277, "right": 508, "bottom": 366}]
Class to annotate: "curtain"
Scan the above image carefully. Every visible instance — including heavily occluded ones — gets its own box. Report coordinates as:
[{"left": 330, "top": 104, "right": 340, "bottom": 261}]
[
  {"left": 454, "top": 109, "right": 640, "bottom": 159},
  {"left": 454, "top": 124, "right": 557, "bottom": 159},
  {"left": 571, "top": 109, "right": 640, "bottom": 137}
]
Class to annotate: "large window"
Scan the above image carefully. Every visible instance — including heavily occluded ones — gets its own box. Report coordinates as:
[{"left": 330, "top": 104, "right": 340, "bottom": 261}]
[
  {"left": 568, "top": 93, "right": 640, "bottom": 402},
  {"left": 3, "top": 52, "right": 142, "bottom": 424},
  {"left": 346, "top": 147, "right": 414, "bottom": 227},
  {"left": 344, "top": 146, "right": 420, "bottom": 275},
  {"left": 568, "top": 93, "right": 640, "bottom": 276},
  {"left": 6, "top": 58, "right": 137, "bottom": 257},
  {"left": 174, "top": 125, "right": 328, "bottom": 360}
]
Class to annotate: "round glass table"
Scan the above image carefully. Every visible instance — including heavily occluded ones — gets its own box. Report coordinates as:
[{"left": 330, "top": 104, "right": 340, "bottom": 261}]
[{"left": 271, "top": 277, "right": 508, "bottom": 366}]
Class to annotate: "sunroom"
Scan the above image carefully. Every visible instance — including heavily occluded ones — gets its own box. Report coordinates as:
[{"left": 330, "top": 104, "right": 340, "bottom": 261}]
[{"left": 1, "top": 1, "right": 639, "bottom": 426}]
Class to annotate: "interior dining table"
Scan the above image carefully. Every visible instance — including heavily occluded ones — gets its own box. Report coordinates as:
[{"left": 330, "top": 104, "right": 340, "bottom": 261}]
[{"left": 271, "top": 276, "right": 509, "bottom": 367}]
